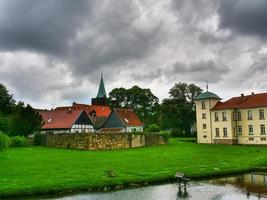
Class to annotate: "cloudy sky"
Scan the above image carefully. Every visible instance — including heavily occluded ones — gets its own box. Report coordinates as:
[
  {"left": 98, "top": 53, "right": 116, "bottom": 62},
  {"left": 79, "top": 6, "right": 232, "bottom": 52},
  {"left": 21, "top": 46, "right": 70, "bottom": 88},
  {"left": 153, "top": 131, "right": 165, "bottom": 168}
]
[{"left": 0, "top": 0, "right": 267, "bottom": 108}]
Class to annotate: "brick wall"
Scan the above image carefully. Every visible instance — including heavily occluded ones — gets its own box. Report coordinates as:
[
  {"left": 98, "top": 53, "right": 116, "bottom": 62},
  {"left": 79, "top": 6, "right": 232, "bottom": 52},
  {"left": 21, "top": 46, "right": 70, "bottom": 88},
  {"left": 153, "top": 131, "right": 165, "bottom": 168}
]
[{"left": 38, "top": 132, "right": 166, "bottom": 150}]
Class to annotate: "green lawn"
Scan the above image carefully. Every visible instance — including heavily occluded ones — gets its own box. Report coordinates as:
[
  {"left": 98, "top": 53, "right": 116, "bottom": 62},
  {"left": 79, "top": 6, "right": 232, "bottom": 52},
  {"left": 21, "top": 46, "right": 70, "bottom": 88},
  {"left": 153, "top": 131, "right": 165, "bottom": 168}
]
[{"left": 1, "top": 138, "right": 267, "bottom": 197}]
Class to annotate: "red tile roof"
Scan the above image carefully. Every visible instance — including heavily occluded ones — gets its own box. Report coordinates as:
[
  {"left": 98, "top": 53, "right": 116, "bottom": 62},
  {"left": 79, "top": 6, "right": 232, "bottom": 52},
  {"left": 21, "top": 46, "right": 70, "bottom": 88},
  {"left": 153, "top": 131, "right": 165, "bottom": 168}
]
[
  {"left": 114, "top": 109, "right": 144, "bottom": 126},
  {"left": 38, "top": 109, "right": 84, "bottom": 129},
  {"left": 212, "top": 92, "right": 267, "bottom": 110},
  {"left": 55, "top": 103, "right": 111, "bottom": 117}
]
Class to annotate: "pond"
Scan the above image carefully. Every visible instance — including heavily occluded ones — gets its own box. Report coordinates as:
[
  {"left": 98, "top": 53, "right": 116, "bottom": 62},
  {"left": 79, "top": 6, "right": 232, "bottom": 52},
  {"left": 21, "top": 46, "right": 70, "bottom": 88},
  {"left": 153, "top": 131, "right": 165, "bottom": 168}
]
[{"left": 31, "top": 173, "right": 267, "bottom": 200}]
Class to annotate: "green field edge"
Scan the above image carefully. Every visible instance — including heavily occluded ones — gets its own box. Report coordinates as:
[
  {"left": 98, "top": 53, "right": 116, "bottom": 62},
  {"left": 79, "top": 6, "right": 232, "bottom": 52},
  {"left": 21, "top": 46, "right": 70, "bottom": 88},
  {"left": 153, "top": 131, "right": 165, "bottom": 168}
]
[{"left": 1, "top": 166, "right": 267, "bottom": 199}]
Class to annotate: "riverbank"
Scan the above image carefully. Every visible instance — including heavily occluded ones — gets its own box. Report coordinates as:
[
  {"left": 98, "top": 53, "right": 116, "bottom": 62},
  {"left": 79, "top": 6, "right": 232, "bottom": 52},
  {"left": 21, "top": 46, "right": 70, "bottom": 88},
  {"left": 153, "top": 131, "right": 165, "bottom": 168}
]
[{"left": 1, "top": 138, "right": 267, "bottom": 198}]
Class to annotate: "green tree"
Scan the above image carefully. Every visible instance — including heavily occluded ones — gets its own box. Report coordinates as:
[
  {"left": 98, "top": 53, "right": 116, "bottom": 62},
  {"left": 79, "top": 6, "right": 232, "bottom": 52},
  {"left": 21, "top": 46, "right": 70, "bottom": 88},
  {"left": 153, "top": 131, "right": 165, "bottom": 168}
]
[
  {"left": 8, "top": 102, "right": 42, "bottom": 136},
  {"left": 160, "top": 82, "right": 202, "bottom": 135},
  {"left": 0, "top": 83, "right": 15, "bottom": 115},
  {"left": 108, "top": 86, "right": 159, "bottom": 125}
]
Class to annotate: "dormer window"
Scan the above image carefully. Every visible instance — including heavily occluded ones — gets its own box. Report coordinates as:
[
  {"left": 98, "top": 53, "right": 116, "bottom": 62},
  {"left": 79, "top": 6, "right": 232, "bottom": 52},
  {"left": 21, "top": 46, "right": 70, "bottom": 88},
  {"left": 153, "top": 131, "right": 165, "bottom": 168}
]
[
  {"left": 124, "top": 118, "right": 129, "bottom": 124},
  {"left": 47, "top": 118, "right": 53, "bottom": 123}
]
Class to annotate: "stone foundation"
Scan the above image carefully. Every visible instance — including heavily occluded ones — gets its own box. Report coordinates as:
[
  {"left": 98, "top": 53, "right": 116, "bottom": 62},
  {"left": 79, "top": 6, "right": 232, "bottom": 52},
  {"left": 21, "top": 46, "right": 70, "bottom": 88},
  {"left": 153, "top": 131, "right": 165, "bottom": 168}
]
[
  {"left": 38, "top": 133, "right": 167, "bottom": 150},
  {"left": 213, "top": 139, "right": 238, "bottom": 145}
]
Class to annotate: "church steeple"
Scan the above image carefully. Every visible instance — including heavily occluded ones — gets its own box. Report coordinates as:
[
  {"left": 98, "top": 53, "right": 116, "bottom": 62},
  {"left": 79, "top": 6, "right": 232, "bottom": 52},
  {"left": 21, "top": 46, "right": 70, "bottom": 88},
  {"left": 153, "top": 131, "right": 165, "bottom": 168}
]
[
  {"left": 97, "top": 73, "right": 107, "bottom": 98},
  {"left": 91, "top": 73, "right": 108, "bottom": 106}
]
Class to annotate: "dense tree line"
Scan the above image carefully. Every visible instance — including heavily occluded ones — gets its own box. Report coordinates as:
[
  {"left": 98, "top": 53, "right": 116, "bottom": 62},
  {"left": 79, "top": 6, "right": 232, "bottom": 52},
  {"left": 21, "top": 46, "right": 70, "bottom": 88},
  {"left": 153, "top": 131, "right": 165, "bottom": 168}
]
[
  {"left": 0, "top": 83, "right": 42, "bottom": 136},
  {"left": 108, "top": 83, "right": 202, "bottom": 135},
  {"left": 0, "top": 82, "right": 202, "bottom": 137}
]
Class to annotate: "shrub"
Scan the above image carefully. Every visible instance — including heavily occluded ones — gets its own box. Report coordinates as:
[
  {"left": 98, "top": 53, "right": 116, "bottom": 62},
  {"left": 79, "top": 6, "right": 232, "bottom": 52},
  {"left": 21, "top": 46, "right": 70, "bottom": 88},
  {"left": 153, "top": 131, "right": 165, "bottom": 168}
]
[
  {"left": 170, "top": 128, "right": 183, "bottom": 137},
  {"left": 0, "top": 132, "right": 10, "bottom": 151},
  {"left": 10, "top": 136, "right": 28, "bottom": 147},
  {"left": 34, "top": 133, "right": 43, "bottom": 146},
  {"left": 160, "top": 130, "right": 171, "bottom": 141},
  {"left": 146, "top": 124, "right": 161, "bottom": 133}
]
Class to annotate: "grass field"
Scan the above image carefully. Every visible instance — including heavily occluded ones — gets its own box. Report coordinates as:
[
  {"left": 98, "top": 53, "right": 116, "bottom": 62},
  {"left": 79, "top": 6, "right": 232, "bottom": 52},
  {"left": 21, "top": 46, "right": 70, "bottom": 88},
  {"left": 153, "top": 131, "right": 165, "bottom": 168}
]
[{"left": 1, "top": 138, "right": 267, "bottom": 197}]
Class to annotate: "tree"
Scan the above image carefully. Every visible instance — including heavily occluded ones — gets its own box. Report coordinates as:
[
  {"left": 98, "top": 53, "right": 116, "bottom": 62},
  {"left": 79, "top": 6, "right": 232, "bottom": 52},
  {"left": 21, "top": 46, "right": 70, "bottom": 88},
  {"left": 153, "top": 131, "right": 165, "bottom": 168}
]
[
  {"left": 108, "top": 86, "right": 160, "bottom": 125},
  {"left": 160, "top": 82, "right": 202, "bottom": 135},
  {"left": 0, "top": 83, "right": 15, "bottom": 115},
  {"left": 8, "top": 102, "right": 42, "bottom": 136}
]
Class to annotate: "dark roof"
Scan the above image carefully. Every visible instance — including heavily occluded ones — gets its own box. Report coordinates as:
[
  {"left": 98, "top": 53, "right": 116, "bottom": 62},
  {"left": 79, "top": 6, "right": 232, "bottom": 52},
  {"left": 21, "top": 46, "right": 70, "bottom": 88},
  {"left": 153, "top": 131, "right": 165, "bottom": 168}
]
[
  {"left": 196, "top": 91, "right": 221, "bottom": 100},
  {"left": 38, "top": 109, "right": 85, "bottom": 129},
  {"left": 114, "top": 109, "right": 144, "bottom": 126},
  {"left": 212, "top": 92, "right": 267, "bottom": 110}
]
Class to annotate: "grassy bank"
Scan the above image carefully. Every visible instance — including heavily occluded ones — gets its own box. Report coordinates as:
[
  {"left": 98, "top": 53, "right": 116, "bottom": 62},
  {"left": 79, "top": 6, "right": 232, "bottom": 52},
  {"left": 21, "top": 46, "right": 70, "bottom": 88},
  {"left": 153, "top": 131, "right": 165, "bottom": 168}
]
[{"left": 1, "top": 138, "right": 267, "bottom": 197}]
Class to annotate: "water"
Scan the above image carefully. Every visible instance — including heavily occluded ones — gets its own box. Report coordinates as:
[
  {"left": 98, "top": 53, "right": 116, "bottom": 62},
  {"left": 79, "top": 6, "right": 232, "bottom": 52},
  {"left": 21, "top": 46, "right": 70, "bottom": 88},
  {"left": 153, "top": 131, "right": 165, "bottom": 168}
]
[{"left": 31, "top": 173, "right": 267, "bottom": 200}]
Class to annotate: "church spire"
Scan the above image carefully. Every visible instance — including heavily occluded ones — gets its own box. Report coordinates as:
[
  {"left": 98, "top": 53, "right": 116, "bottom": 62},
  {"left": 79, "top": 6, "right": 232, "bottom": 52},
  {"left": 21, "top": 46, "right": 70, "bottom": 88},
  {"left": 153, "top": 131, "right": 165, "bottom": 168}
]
[{"left": 97, "top": 72, "right": 107, "bottom": 98}]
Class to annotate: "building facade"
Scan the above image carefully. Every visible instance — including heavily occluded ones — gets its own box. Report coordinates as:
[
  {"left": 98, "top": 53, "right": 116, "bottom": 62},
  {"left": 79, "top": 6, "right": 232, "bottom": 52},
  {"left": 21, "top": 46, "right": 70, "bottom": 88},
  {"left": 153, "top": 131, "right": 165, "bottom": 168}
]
[
  {"left": 196, "top": 91, "right": 267, "bottom": 145},
  {"left": 99, "top": 108, "right": 144, "bottom": 133}
]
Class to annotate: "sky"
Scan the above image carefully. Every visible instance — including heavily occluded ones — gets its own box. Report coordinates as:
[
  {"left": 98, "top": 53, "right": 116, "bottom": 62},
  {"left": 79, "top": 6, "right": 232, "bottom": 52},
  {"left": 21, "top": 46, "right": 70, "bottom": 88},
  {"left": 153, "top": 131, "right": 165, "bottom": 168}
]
[{"left": 1, "top": 0, "right": 267, "bottom": 108}]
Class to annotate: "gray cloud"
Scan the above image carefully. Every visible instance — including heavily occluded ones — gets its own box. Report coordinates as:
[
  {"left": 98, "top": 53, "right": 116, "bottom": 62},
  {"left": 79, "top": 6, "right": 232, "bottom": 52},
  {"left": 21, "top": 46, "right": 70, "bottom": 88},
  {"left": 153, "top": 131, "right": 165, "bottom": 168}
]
[
  {"left": 219, "top": 0, "right": 267, "bottom": 39},
  {"left": 0, "top": 0, "right": 267, "bottom": 107},
  {"left": 170, "top": 60, "right": 229, "bottom": 83},
  {"left": 0, "top": 0, "right": 92, "bottom": 55}
]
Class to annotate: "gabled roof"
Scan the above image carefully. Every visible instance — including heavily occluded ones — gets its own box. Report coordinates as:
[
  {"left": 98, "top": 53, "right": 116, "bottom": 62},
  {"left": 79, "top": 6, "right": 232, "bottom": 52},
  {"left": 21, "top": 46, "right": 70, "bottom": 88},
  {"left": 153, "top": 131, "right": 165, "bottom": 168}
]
[
  {"left": 55, "top": 103, "right": 111, "bottom": 117},
  {"left": 114, "top": 109, "right": 144, "bottom": 126},
  {"left": 196, "top": 91, "right": 221, "bottom": 100},
  {"left": 38, "top": 109, "right": 86, "bottom": 129},
  {"left": 212, "top": 92, "right": 267, "bottom": 110}
]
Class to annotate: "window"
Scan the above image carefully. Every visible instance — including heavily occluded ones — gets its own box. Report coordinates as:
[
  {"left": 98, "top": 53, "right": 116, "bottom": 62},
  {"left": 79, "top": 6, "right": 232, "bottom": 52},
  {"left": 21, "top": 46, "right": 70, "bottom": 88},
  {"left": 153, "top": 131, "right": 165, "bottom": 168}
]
[
  {"left": 214, "top": 112, "right": 219, "bottom": 122},
  {"left": 202, "top": 113, "right": 206, "bottom": 119},
  {"left": 248, "top": 110, "right": 253, "bottom": 120},
  {"left": 215, "top": 128, "right": 220, "bottom": 137},
  {"left": 249, "top": 125, "right": 254, "bottom": 135},
  {"left": 249, "top": 137, "right": 254, "bottom": 141},
  {"left": 261, "top": 125, "right": 266, "bottom": 135},
  {"left": 261, "top": 138, "right": 266, "bottom": 142},
  {"left": 223, "top": 128, "right": 227, "bottom": 137},
  {"left": 238, "top": 125, "right": 242, "bottom": 135},
  {"left": 201, "top": 101, "right": 206, "bottom": 109},
  {"left": 260, "top": 109, "right": 265, "bottom": 120},
  {"left": 222, "top": 112, "right": 227, "bottom": 121},
  {"left": 203, "top": 124, "right": 207, "bottom": 130}
]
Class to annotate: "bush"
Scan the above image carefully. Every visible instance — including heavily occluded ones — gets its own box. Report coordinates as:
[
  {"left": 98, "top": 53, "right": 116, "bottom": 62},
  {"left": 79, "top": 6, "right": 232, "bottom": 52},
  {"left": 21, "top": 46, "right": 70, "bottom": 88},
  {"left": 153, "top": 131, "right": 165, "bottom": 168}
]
[
  {"left": 160, "top": 130, "right": 171, "bottom": 141},
  {"left": 170, "top": 128, "right": 183, "bottom": 137},
  {"left": 10, "top": 136, "right": 28, "bottom": 147},
  {"left": 34, "top": 133, "right": 43, "bottom": 146},
  {"left": 0, "top": 132, "right": 10, "bottom": 151},
  {"left": 146, "top": 124, "right": 161, "bottom": 133}
]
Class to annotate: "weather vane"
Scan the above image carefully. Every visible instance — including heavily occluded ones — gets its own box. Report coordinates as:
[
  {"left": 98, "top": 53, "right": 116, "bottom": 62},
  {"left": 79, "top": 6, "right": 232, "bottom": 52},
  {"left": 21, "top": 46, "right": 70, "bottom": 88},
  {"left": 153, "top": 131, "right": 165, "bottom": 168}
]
[{"left": 206, "top": 80, "right": 208, "bottom": 91}]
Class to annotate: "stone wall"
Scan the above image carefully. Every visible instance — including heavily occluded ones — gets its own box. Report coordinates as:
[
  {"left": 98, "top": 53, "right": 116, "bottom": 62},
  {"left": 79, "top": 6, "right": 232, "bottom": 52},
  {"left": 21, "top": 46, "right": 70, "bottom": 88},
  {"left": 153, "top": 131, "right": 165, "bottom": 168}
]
[
  {"left": 213, "top": 139, "right": 238, "bottom": 145},
  {"left": 39, "top": 132, "right": 166, "bottom": 150}
]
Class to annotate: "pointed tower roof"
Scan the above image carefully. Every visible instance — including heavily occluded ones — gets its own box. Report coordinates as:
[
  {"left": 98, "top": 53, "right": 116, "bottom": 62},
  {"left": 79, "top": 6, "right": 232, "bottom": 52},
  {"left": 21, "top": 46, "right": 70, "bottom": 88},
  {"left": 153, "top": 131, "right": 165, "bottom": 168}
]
[{"left": 97, "top": 73, "right": 107, "bottom": 98}]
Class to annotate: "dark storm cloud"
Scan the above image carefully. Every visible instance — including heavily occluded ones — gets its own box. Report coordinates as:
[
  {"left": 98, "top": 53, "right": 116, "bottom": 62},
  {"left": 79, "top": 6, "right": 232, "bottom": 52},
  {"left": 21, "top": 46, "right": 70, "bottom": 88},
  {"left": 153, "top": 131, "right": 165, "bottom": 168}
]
[
  {"left": 219, "top": 0, "right": 267, "bottom": 38},
  {"left": 170, "top": 59, "right": 229, "bottom": 83},
  {"left": 0, "top": 0, "right": 92, "bottom": 55},
  {"left": 131, "top": 59, "right": 230, "bottom": 84}
]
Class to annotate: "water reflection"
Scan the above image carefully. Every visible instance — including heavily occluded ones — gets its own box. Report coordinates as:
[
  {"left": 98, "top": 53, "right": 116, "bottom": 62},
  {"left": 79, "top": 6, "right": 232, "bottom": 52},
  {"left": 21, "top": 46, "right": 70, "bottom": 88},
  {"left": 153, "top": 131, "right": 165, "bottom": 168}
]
[
  {"left": 25, "top": 173, "right": 267, "bottom": 200},
  {"left": 209, "top": 173, "right": 267, "bottom": 199}
]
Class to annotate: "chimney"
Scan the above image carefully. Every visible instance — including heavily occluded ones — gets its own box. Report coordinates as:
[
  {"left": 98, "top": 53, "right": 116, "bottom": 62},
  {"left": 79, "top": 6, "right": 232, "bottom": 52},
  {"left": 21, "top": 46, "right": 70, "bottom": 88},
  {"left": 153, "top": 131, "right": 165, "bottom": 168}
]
[
  {"left": 251, "top": 92, "right": 255, "bottom": 95},
  {"left": 241, "top": 93, "right": 244, "bottom": 98}
]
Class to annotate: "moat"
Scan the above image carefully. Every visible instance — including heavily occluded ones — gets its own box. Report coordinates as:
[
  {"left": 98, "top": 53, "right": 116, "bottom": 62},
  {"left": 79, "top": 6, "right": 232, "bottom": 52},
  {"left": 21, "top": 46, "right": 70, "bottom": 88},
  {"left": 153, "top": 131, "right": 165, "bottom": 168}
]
[{"left": 26, "top": 172, "right": 267, "bottom": 200}]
